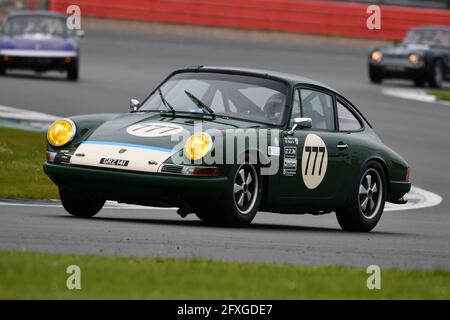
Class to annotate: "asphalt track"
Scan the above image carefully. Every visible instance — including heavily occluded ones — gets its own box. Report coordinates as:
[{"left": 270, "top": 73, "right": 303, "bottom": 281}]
[{"left": 0, "top": 28, "right": 449, "bottom": 269}]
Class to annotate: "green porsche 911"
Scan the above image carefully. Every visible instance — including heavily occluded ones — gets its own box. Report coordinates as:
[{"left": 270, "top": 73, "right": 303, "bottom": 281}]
[{"left": 44, "top": 66, "right": 411, "bottom": 232}]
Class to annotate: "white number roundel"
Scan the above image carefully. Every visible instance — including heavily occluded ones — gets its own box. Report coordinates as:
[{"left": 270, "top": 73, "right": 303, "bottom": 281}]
[
  {"left": 126, "top": 122, "right": 183, "bottom": 137},
  {"left": 301, "top": 134, "right": 328, "bottom": 189}
]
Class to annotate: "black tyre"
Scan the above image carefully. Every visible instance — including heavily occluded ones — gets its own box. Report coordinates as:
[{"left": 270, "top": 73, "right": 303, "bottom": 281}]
[
  {"left": 219, "top": 163, "right": 262, "bottom": 227},
  {"left": 428, "top": 59, "right": 444, "bottom": 88},
  {"left": 413, "top": 78, "right": 425, "bottom": 87},
  {"left": 369, "top": 65, "right": 383, "bottom": 84},
  {"left": 67, "top": 59, "right": 79, "bottom": 81},
  {"left": 59, "top": 188, "right": 105, "bottom": 218},
  {"left": 0, "top": 64, "right": 5, "bottom": 76},
  {"left": 336, "top": 161, "right": 386, "bottom": 232}
]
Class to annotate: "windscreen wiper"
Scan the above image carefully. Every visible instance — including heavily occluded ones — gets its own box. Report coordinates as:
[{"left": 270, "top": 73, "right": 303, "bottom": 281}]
[
  {"left": 184, "top": 90, "right": 215, "bottom": 118},
  {"left": 158, "top": 88, "right": 175, "bottom": 115}
]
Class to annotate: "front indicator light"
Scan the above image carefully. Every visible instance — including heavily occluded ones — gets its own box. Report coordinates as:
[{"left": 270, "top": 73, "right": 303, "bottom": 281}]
[
  {"left": 405, "top": 168, "right": 411, "bottom": 182},
  {"left": 183, "top": 166, "right": 219, "bottom": 176},
  {"left": 408, "top": 53, "right": 420, "bottom": 65},
  {"left": 46, "top": 151, "right": 57, "bottom": 162},
  {"left": 184, "top": 133, "right": 212, "bottom": 161},
  {"left": 371, "top": 51, "right": 383, "bottom": 62},
  {"left": 47, "top": 118, "right": 76, "bottom": 147}
]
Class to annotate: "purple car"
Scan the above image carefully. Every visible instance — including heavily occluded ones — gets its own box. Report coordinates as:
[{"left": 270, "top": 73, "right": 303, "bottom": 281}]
[{"left": 0, "top": 11, "right": 83, "bottom": 81}]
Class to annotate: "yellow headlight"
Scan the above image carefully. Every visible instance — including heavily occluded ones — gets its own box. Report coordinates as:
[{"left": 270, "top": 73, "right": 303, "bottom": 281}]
[
  {"left": 47, "top": 118, "right": 76, "bottom": 147},
  {"left": 408, "top": 53, "right": 420, "bottom": 65},
  {"left": 184, "top": 133, "right": 212, "bottom": 161},
  {"left": 371, "top": 51, "right": 383, "bottom": 62}
]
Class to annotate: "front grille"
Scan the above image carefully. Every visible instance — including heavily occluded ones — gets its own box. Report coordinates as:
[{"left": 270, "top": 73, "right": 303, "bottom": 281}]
[{"left": 160, "top": 164, "right": 184, "bottom": 175}]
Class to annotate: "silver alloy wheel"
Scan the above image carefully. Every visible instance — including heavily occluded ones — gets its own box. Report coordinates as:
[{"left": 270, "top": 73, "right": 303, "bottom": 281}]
[
  {"left": 358, "top": 168, "right": 383, "bottom": 219},
  {"left": 435, "top": 61, "right": 443, "bottom": 85},
  {"left": 233, "top": 164, "right": 258, "bottom": 215}
]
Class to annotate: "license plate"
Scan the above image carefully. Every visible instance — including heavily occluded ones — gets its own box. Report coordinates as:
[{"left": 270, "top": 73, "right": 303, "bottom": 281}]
[
  {"left": 24, "top": 58, "right": 52, "bottom": 64},
  {"left": 385, "top": 65, "right": 405, "bottom": 72},
  {"left": 99, "top": 158, "right": 129, "bottom": 167}
]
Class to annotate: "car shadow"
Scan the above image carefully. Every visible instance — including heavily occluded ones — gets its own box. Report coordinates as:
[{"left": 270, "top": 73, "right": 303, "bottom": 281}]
[
  {"left": 55, "top": 214, "right": 406, "bottom": 236},
  {"left": 2, "top": 71, "right": 68, "bottom": 82}
]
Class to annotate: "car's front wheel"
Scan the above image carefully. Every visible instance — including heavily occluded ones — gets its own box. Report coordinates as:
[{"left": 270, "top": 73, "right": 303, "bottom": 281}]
[
  {"left": 413, "top": 78, "right": 426, "bottom": 87},
  {"left": 220, "top": 163, "right": 261, "bottom": 227},
  {"left": 428, "top": 59, "right": 444, "bottom": 88},
  {"left": 336, "top": 161, "right": 386, "bottom": 232},
  {"left": 66, "top": 59, "right": 79, "bottom": 81},
  {"left": 369, "top": 65, "right": 383, "bottom": 84},
  {"left": 0, "top": 63, "right": 5, "bottom": 76},
  {"left": 59, "top": 188, "right": 105, "bottom": 218}
]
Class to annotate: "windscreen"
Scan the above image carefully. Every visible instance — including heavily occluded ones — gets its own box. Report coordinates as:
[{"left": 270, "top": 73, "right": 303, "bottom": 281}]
[
  {"left": 5, "top": 15, "right": 67, "bottom": 37},
  {"left": 403, "top": 29, "right": 450, "bottom": 47},
  {"left": 140, "top": 72, "right": 289, "bottom": 125}
]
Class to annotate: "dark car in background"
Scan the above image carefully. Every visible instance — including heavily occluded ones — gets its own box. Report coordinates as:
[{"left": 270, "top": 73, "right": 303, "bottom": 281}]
[
  {"left": 368, "top": 26, "right": 450, "bottom": 88},
  {"left": 0, "top": 11, "right": 84, "bottom": 81}
]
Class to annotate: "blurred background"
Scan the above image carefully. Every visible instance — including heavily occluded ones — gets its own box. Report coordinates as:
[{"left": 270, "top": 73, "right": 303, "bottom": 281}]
[{"left": 1, "top": 0, "right": 450, "bottom": 42}]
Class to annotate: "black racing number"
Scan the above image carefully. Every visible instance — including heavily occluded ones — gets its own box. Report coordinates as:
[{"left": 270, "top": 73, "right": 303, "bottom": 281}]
[{"left": 304, "top": 146, "right": 325, "bottom": 175}]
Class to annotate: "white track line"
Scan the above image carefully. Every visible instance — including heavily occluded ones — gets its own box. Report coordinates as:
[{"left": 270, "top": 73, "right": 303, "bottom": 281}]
[
  {"left": 381, "top": 88, "right": 450, "bottom": 106},
  {"left": 0, "top": 186, "right": 441, "bottom": 212},
  {"left": 0, "top": 105, "right": 59, "bottom": 123}
]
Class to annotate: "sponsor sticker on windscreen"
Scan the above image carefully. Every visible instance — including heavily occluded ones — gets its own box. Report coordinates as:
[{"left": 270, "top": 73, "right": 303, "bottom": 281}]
[{"left": 99, "top": 158, "right": 129, "bottom": 167}]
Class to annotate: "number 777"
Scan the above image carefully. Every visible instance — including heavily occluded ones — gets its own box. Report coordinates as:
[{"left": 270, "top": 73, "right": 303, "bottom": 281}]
[{"left": 304, "top": 146, "right": 326, "bottom": 176}]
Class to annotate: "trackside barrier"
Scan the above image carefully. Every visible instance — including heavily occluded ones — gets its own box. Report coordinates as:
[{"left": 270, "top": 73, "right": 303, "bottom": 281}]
[{"left": 49, "top": 0, "right": 450, "bottom": 40}]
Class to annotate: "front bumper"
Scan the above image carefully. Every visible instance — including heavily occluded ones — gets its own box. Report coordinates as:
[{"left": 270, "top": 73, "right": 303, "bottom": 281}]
[
  {"left": 1, "top": 50, "right": 77, "bottom": 71},
  {"left": 369, "top": 62, "right": 426, "bottom": 80},
  {"left": 43, "top": 162, "right": 228, "bottom": 206}
]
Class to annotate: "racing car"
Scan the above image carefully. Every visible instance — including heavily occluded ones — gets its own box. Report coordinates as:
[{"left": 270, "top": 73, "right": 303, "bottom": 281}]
[
  {"left": 44, "top": 66, "right": 411, "bottom": 232},
  {"left": 368, "top": 26, "right": 450, "bottom": 88},
  {"left": 0, "top": 10, "right": 83, "bottom": 81}
]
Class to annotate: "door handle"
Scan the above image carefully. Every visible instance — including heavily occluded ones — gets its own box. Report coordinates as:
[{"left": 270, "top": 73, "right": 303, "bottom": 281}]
[{"left": 337, "top": 142, "right": 349, "bottom": 150}]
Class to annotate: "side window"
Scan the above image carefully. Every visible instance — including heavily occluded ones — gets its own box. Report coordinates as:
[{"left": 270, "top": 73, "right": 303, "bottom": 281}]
[
  {"left": 337, "top": 100, "right": 362, "bottom": 131},
  {"left": 289, "top": 89, "right": 301, "bottom": 126},
  {"left": 300, "top": 89, "right": 335, "bottom": 131}
]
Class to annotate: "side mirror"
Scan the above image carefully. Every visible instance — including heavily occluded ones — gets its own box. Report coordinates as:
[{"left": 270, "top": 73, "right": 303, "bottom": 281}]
[
  {"left": 287, "top": 117, "right": 312, "bottom": 135},
  {"left": 75, "top": 29, "right": 85, "bottom": 38},
  {"left": 130, "top": 98, "right": 140, "bottom": 112}
]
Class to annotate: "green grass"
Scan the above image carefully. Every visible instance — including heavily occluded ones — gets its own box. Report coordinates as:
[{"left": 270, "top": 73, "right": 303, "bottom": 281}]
[
  {"left": 0, "top": 127, "right": 449, "bottom": 300},
  {"left": 428, "top": 90, "right": 450, "bottom": 102},
  {"left": 0, "top": 127, "right": 58, "bottom": 199},
  {"left": 0, "top": 251, "right": 449, "bottom": 299}
]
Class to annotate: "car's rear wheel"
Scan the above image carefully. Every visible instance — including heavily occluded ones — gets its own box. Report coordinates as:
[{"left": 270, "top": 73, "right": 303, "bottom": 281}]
[
  {"left": 428, "top": 59, "right": 444, "bottom": 88},
  {"left": 59, "top": 188, "right": 105, "bottom": 218},
  {"left": 336, "top": 161, "right": 386, "bottom": 232},
  {"left": 0, "top": 64, "right": 5, "bottom": 76},
  {"left": 369, "top": 65, "right": 383, "bottom": 84},
  {"left": 67, "top": 59, "right": 79, "bottom": 81},
  {"left": 219, "top": 163, "right": 261, "bottom": 227}
]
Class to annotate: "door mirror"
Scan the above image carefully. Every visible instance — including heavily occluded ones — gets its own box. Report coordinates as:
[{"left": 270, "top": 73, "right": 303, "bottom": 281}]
[
  {"left": 75, "top": 29, "right": 85, "bottom": 38},
  {"left": 130, "top": 98, "right": 140, "bottom": 112},
  {"left": 287, "top": 117, "right": 312, "bottom": 135}
]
